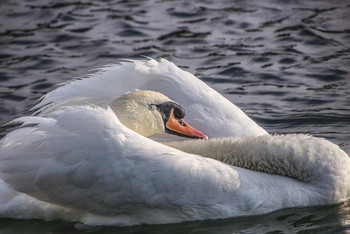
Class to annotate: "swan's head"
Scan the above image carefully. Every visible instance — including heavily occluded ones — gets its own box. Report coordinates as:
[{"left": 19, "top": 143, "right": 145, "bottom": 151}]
[{"left": 110, "top": 90, "right": 208, "bottom": 139}]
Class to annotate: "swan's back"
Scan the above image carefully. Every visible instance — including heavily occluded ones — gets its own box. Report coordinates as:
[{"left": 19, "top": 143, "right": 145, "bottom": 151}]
[{"left": 33, "top": 59, "right": 266, "bottom": 138}]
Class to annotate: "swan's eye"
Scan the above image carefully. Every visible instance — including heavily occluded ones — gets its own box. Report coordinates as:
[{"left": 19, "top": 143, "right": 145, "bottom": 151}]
[{"left": 149, "top": 104, "right": 156, "bottom": 110}]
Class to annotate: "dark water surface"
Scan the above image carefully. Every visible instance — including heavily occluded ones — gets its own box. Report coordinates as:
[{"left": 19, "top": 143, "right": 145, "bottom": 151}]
[{"left": 1, "top": 0, "right": 350, "bottom": 233}]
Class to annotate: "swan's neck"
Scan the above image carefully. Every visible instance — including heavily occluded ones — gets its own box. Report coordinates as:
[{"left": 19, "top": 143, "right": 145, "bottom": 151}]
[{"left": 163, "top": 134, "right": 350, "bottom": 188}]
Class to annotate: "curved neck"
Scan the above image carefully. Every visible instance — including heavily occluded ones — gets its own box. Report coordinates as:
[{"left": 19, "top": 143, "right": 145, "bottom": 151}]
[{"left": 163, "top": 134, "right": 350, "bottom": 188}]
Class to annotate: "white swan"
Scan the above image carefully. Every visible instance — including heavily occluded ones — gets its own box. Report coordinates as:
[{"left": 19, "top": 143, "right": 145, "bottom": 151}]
[{"left": 0, "top": 59, "right": 349, "bottom": 226}]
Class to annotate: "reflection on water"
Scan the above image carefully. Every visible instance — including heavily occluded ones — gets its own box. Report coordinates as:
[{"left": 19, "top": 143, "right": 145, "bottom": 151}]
[
  {"left": 0, "top": 0, "right": 349, "bottom": 232},
  {"left": 0, "top": 201, "right": 349, "bottom": 233}
]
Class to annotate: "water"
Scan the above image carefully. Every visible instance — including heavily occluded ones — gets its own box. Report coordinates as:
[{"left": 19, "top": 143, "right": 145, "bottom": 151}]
[{"left": 0, "top": 0, "right": 349, "bottom": 232}]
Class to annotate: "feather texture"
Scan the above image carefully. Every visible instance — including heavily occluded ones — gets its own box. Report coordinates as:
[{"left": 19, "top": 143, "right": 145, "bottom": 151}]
[{"left": 32, "top": 59, "right": 266, "bottom": 137}]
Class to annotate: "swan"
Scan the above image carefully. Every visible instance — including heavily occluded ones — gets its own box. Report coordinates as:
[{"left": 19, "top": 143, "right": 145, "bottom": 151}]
[{"left": 0, "top": 59, "right": 349, "bottom": 226}]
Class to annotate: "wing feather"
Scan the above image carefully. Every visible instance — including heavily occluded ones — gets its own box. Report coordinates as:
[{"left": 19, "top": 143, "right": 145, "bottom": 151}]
[
  {"left": 32, "top": 59, "right": 266, "bottom": 137},
  {"left": 0, "top": 105, "right": 241, "bottom": 216}
]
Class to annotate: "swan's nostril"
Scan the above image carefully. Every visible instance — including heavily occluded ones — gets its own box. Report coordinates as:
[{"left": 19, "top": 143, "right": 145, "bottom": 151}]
[{"left": 178, "top": 119, "right": 186, "bottom": 126}]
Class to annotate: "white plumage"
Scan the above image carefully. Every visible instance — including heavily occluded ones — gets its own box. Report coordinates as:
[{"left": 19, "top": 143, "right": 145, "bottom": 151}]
[
  {"left": 0, "top": 58, "right": 349, "bottom": 226},
  {"left": 33, "top": 59, "right": 267, "bottom": 137}
]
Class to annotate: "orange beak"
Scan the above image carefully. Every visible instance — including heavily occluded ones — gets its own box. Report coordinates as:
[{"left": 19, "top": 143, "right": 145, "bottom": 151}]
[{"left": 165, "top": 110, "right": 208, "bottom": 139}]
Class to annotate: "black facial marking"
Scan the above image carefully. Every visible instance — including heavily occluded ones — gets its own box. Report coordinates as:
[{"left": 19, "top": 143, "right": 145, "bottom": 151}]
[
  {"left": 153, "top": 101, "right": 202, "bottom": 138},
  {"left": 154, "top": 101, "right": 185, "bottom": 124}
]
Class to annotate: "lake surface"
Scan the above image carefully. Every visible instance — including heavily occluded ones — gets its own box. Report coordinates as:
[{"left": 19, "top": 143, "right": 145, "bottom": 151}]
[{"left": 0, "top": 0, "right": 349, "bottom": 233}]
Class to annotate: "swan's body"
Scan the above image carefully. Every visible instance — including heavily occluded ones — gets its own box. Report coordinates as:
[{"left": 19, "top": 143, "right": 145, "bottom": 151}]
[{"left": 0, "top": 59, "right": 349, "bottom": 226}]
